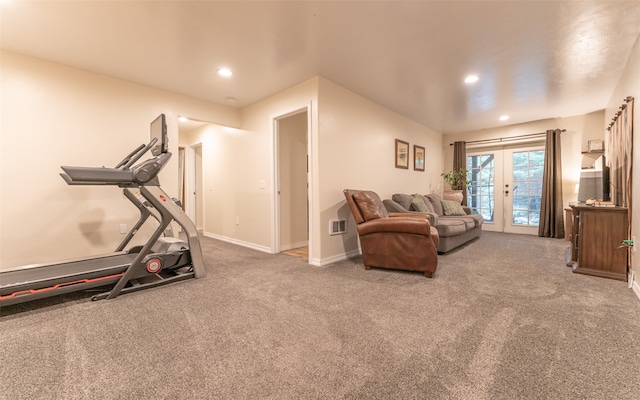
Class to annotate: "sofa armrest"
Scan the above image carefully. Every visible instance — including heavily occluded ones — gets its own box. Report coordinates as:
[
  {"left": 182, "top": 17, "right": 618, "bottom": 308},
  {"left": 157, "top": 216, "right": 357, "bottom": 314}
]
[
  {"left": 357, "top": 217, "right": 433, "bottom": 236},
  {"left": 389, "top": 211, "right": 437, "bottom": 226}
]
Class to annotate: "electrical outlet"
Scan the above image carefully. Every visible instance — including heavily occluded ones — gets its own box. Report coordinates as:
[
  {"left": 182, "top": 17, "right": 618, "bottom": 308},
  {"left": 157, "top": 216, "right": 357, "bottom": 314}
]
[
  {"left": 119, "top": 224, "right": 127, "bottom": 234},
  {"left": 235, "top": 216, "right": 240, "bottom": 225}
]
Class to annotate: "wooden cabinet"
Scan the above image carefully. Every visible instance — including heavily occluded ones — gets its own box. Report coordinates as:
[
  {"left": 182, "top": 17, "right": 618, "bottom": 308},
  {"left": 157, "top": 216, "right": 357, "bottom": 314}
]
[
  {"left": 564, "top": 208, "right": 573, "bottom": 241},
  {"left": 567, "top": 205, "right": 628, "bottom": 281}
]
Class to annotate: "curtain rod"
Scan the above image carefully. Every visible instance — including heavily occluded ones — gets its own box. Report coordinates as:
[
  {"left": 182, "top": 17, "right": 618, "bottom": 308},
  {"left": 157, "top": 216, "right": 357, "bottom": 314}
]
[
  {"left": 607, "top": 96, "right": 634, "bottom": 130},
  {"left": 449, "top": 129, "right": 565, "bottom": 146}
]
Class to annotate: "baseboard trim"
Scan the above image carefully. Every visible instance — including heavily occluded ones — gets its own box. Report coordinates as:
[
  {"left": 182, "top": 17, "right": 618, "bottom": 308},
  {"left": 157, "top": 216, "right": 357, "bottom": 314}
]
[
  {"left": 199, "top": 234, "right": 361, "bottom": 267},
  {"left": 202, "top": 232, "right": 272, "bottom": 254},
  {"left": 632, "top": 279, "right": 640, "bottom": 302},
  {"left": 280, "top": 241, "right": 309, "bottom": 252},
  {"left": 312, "top": 248, "right": 361, "bottom": 267}
]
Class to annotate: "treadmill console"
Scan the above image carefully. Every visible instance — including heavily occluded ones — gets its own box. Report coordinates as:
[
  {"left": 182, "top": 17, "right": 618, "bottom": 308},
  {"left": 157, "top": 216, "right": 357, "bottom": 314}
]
[{"left": 150, "top": 114, "right": 168, "bottom": 156}]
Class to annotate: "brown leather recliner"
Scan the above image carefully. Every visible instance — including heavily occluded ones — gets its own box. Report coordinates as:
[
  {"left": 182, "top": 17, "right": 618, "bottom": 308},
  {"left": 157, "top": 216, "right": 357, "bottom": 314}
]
[{"left": 343, "top": 189, "right": 439, "bottom": 278}]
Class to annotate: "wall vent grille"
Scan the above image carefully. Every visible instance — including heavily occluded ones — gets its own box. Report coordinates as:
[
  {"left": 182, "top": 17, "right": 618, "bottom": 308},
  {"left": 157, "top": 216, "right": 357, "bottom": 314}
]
[{"left": 329, "top": 219, "right": 347, "bottom": 235}]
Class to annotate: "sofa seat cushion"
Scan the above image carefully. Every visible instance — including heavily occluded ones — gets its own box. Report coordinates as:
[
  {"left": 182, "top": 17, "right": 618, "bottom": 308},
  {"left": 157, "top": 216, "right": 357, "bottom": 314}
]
[
  {"left": 435, "top": 218, "right": 467, "bottom": 237},
  {"left": 465, "top": 214, "right": 484, "bottom": 228},
  {"left": 459, "top": 217, "right": 477, "bottom": 230}
]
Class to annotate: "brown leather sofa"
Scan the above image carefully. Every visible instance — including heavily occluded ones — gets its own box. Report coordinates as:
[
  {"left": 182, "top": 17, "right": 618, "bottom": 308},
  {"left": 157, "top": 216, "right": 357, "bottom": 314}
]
[{"left": 343, "top": 189, "right": 439, "bottom": 278}]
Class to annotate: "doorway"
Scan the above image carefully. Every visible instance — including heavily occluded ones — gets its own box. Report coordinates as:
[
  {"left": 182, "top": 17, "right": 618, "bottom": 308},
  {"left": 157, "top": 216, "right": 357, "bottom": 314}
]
[
  {"left": 181, "top": 143, "right": 203, "bottom": 230},
  {"left": 192, "top": 144, "right": 203, "bottom": 230},
  {"left": 274, "top": 108, "right": 310, "bottom": 260},
  {"left": 467, "top": 145, "right": 545, "bottom": 235}
]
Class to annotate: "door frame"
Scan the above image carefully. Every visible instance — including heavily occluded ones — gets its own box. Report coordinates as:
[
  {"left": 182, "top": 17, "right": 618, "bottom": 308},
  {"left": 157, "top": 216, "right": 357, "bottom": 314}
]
[
  {"left": 467, "top": 143, "right": 544, "bottom": 235},
  {"left": 270, "top": 102, "right": 313, "bottom": 261}
]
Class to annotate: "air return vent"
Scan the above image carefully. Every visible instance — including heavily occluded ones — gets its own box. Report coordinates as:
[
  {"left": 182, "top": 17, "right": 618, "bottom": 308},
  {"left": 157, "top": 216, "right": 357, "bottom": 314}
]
[{"left": 329, "top": 219, "right": 347, "bottom": 235}]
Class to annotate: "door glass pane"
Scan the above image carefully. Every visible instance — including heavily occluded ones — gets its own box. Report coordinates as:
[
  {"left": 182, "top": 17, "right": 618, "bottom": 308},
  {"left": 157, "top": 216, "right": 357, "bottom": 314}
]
[
  {"left": 468, "top": 154, "right": 495, "bottom": 222},
  {"left": 511, "top": 150, "right": 544, "bottom": 226}
]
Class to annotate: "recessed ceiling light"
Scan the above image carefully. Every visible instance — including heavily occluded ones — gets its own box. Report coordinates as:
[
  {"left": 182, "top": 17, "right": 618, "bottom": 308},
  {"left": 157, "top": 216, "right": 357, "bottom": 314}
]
[
  {"left": 464, "top": 75, "right": 479, "bottom": 84},
  {"left": 178, "top": 116, "right": 188, "bottom": 122},
  {"left": 217, "top": 68, "right": 233, "bottom": 77},
  {"left": 499, "top": 115, "right": 510, "bottom": 121}
]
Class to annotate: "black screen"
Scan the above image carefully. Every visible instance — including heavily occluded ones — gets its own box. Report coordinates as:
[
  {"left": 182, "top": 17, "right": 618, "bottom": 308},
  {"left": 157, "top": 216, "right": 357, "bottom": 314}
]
[{"left": 150, "top": 114, "right": 167, "bottom": 156}]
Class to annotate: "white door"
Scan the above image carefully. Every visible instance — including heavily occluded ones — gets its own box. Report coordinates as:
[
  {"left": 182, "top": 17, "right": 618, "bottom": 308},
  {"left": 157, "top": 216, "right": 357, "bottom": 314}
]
[
  {"left": 467, "top": 145, "right": 545, "bottom": 234},
  {"left": 503, "top": 147, "right": 545, "bottom": 235}
]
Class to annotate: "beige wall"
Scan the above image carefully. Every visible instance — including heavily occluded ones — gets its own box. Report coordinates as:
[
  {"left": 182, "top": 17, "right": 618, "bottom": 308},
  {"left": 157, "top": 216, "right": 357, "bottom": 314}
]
[
  {"left": 188, "top": 76, "right": 443, "bottom": 265},
  {"left": 443, "top": 111, "right": 605, "bottom": 208},
  {"left": 316, "top": 78, "right": 443, "bottom": 262},
  {"left": 0, "top": 51, "right": 240, "bottom": 268},
  {"left": 6, "top": 46, "right": 633, "bottom": 279},
  {"left": 605, "top": 34, "right": 640, "bottom": 297},
  {"left": 239, "top": 77, "right": 320, "bottom": 256}
]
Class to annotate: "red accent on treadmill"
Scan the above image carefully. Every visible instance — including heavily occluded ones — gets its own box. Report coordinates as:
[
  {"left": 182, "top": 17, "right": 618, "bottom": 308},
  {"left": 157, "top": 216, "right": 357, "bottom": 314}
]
[
  {"left": 0, "top": 272, "right": 125, "bottom": 301},
  {"left": 146, "top": 259, "right": 162, "bottom": 274},
  {"left": 159, "top": 195, "right": 167, "bottom": 202}
]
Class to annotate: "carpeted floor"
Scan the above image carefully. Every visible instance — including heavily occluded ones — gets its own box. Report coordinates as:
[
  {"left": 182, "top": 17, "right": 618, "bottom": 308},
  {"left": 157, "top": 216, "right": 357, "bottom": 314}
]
[{"left": 1, "top": 231, "right": 639, "bottom": 400}]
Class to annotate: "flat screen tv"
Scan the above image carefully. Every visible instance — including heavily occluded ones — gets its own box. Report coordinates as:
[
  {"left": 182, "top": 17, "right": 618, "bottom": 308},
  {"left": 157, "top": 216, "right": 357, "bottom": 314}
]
[
  {"left": 150, "top": 114, "right": 168, "bottom": 156},
  {"left": 577, "top": 166, "right": 610, "bottom": 202}
]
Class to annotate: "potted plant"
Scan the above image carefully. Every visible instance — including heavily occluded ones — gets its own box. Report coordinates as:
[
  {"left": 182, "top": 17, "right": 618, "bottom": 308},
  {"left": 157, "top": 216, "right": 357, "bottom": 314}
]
[{"left": 441, "top": 168, "right": 470, "bottom": 203}]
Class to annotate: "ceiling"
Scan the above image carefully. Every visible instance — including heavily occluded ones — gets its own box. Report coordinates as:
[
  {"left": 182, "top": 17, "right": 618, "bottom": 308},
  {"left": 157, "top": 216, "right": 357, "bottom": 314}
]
[{"left": 2, "top": 1, "right": 640, "bottom": 134}]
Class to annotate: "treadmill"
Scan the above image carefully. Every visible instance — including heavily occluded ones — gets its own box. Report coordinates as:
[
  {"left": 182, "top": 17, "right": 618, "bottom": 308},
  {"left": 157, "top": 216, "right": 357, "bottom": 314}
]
[{"left": 0, "top": 114, "right": 205, "bottom": 306}]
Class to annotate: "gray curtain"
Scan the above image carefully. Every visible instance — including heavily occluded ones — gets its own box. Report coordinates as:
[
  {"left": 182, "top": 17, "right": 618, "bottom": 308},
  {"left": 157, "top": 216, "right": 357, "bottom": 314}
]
[
  {"left": 453, "top": 141, "right": 467, "bottom": 205},
  {"left": 538, "top": 129, "right": 564, "bottom": 238}
]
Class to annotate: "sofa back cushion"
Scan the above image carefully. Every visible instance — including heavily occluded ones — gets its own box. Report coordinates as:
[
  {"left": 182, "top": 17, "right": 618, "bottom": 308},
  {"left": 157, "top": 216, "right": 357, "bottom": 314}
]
[
  {"left": 353, "top": 191, "right": 389, "bottom": 221},
  {"left": 426, "top": 194, "right": 445, "bottom": 216},
  {"left": 392, "top": 193, "right": 413, "bottom": 210}
]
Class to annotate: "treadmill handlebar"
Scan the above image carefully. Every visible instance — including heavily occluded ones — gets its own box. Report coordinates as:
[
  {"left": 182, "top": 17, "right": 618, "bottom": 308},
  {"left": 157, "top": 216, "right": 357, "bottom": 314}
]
[
  {"left": 61, "top": 148, "right": 172, "bottom": 186},
  {"left": 115, "top": 143, "right": 146, "bottom": 169},
  {"left": 122, "top": 137, "right": 158, "bottom": 170}
]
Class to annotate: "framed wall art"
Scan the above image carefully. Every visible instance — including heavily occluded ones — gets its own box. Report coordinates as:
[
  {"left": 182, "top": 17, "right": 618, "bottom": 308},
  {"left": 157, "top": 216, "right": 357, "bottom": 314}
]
[
  {"left": 414, "top": 145, "right": 425, "bottom": 171},
  {"left": 395, "top": 139, "right": 409, "bottom": 169}
]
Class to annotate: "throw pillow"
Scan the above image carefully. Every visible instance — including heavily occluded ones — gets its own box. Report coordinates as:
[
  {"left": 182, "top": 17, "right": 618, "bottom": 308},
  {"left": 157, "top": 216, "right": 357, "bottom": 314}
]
[
  {"left": 410, "top": 194, "right": 429, "bottom": 212},
  {"left": 353, "top": 191, "right": 389, "bottom": 221},
  {"left": 419, "top": 194, "right": 435, "bottom": 213},
  {"left": 441, "top": 199, "right": 467, "bottom": 216}
]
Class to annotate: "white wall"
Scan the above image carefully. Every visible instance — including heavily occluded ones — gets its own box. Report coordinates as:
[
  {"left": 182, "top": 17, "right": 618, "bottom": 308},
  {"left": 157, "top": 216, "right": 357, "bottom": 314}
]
[
  {"left": 0, "top": 51, "right": 240, "bottom": 268},
  {"left": 443, "top": 111, "right": 605, "bottom": 208},
  {"left": 316, "top": 78, "right": 443, "bottom": 262},
  {"left": 605, "top": 34, "right": 640, "bottom": 298}
]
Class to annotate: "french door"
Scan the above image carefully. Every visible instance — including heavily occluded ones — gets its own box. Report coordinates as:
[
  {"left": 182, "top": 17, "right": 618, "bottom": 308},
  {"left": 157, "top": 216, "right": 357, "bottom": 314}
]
[{"left": 467, "top": 146, "right": 545, "bottom": 235}]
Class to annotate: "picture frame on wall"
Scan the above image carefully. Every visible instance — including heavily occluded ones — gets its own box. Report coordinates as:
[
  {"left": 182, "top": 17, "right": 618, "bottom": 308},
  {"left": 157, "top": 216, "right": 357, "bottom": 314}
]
[
  {"left": 395, "top": 139, "right": 409, "bottom": 169},
  {"left": 414, "top": 145, "right": 425, "bottom": 171}
]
